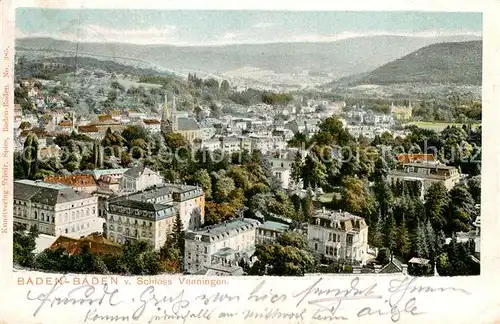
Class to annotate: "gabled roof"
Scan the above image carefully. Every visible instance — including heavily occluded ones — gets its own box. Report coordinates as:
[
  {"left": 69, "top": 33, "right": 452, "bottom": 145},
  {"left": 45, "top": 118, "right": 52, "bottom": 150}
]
[
  {"left": 123, "top": 164, "right": 147, "bottom": 178},
  {"left": 177, "top": 117, "right": 200, "bottom": 131},
  {"left": 379, "top": 257, "right": 405, "bottom": 274},
  {"left": 14, "top": 180, "right": 93, "bottom": 205}
]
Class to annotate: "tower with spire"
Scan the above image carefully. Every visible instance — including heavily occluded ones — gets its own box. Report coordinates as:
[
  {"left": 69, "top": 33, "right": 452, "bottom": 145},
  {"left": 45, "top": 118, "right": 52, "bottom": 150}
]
[{"left": 161, "top": 93, "right": 178, "bottom": 134}]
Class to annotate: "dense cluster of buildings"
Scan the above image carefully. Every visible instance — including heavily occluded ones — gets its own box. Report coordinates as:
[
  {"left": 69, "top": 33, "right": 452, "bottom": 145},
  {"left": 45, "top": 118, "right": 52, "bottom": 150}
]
[{"left": 13, "top": 77, "right": 479, "bottom": 276}]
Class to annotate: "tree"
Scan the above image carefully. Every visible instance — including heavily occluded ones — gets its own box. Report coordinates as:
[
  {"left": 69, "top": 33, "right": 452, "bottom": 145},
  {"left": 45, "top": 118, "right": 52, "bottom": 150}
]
[
  {"left": 424, "top": 183, "right": 449, "bottom": 229},
  {"left": 213, "top": 176, "right": 236, "bottom": 203},
  {"left": 171, "top": 213, "right": 185, "bottom": 264},
  {"left": 22, "top": 133, "right": 39, "bottom": 179},
  {"left": 383, "top": 214, "right": 397, "bottom": 254},
  {"left": 91, "top": 140, "right": 103, "bottom": 168},
  {"left": 19, "top": 121, "right": 31, "bottom": 130},
  {"left": 369, "top": 217, "right": 384, "bottom": 248},
  {"left": 396, "top": 217, "right": 411, "bottom": 259},
  {"left": 467, "top": 175, "right": 481, "bottom": 204},
  {"left": 425, "top": 220, "right": 437, "bottom": 261},
  {"left": 122, "top": 124, "right": 148, "bottom": 144},
  {"left": 301, "top": 153, "right": 326, "bottom": 190},
  {"left": 250, "top": 232, "right": 314, "bottom": 276},
  {"left": 339, "top": 176, "right": 375, "bottom": 217},
  {"left": 446, "top": 186, "right": 475, "bottom": 234},
  {"left": 192, "top": 169, "right": 212, "bottom": 199},
  {"left": 290, "top": 152, "right": 303, "bottom": 186},
  {"left": 204, "top": 202, "right": 235, "bottom": 225},
  {"left": 13, "top": 224, "right": 38, "bottom": 268},
  {"left": 159, "top": 235, "right": 181, "bottom": 273},
  {"left": 220, "top": 80, "right": 230, "bottom": 94},
  {"left": 412, "top": 222, "right": 429, "bottom": 259},
  {"left": 373, "top": 180, "right": 393, "bottom": 220},
  {"left": 302, "top": 190, "right": 315, "bottom": 221},
  {"left": 376, "top": 248, "right": 390, "bottom": 265}
]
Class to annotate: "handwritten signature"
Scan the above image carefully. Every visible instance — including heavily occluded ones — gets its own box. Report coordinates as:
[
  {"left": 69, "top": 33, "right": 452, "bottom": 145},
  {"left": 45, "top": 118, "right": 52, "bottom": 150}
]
[{"left": 26, "top": 276, "right": 122, "bottom": 317}]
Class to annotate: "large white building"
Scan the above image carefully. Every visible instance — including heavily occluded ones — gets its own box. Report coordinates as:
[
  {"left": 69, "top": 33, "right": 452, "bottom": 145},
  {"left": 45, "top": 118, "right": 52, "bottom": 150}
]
[
  {"left": 307, "top": 208, "right": 369, "bottom": 265},
  {"left": 387, "top": 162, "right": 460, "bottom": 199},
  {"left": 119, "top": 165, "right": 164, "bottom": 193},
  {"left": 106, "top": 183, "right": 205, "bottom": 249},
  {"left": 184, "top": 218, "right": 260, "bottom": 274},
  {"left": 13, "top": 180, "right": 101, "bottom": 238}
]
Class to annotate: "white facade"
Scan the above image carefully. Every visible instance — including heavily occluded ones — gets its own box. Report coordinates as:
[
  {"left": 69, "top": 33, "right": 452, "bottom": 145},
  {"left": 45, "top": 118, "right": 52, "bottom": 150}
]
[
  {"left": 184, "top": 218, "right": 260, "bottom": 274},
  {"left": 142, "top": 121, "right": 161, "bottom": 133},
  {"left": 106, "top": 200, "right": 177, "bottom": 250},
  {"left": 387, "top": 163, "right": 460, "bottom": 199},
  {"left": 106, "top": 184, "right": 205, "bottom": 249},
  {"left": 307, "top": 208, "right": 369, "bottom": 265},
  {"left": 120, "top": 166, "right": 164, "bottom": 193},
  {"left": 201, "top": 139, "right": 222, "bottom": 152},
  {"left": 250, "top": 136, "right": 287, "bottom": 154},
  {"left": 220, "top": 137, "right": 252, "bottom": 154},
  {"left": 14, "top": 180, "right": 101, "bottom": 238},
  {"left": 268, "top": 157, "right": 298, "bottom": 190}
]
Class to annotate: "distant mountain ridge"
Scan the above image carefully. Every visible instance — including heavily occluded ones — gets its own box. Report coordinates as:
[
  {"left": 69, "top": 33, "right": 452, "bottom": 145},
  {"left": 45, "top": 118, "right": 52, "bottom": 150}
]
[
  {"left": 16, "top": 35, "right": 481, "bottom": 79},
  {"left": 345, "top": 40, "right": 482, "bottom": 86}
]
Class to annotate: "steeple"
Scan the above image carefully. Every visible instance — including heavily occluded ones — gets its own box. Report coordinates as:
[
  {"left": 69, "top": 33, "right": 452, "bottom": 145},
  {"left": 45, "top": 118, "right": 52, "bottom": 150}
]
[
  {"left": 162, "top": 93, "right": 170, "bottom": 123},
  {"left": 171, "top": 95, "right": 177, "bottom": 132}
]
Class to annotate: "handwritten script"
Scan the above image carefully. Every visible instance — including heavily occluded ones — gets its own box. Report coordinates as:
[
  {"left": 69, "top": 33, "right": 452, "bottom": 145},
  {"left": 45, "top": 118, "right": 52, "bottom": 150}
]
[{"left": 24, "top": 276, "right": 471, "bottom": 323}]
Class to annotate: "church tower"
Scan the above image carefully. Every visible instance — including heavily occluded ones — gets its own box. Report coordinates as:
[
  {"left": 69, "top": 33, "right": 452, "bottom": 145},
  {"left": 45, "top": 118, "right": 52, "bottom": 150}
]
[
  {"left": 161, "top": 93, "right": 179, "bottom": 134},
  {"left": 171, "top": 95, "right": 177, "bottom": 132},
  {"left": 161, "top": 93, "right": 172, "bottom": 133}
]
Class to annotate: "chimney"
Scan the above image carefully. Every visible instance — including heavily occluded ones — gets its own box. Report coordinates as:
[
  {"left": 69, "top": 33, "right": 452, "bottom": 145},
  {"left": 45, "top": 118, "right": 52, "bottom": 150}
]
[{"left": 322, "top": 207, "right": 326, "bottom": 214}]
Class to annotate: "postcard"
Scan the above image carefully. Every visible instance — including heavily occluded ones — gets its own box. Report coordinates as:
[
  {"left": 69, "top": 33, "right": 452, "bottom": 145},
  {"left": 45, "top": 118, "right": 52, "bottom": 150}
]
[{"left": 1, "top": 0, "right": 499, "bottom": 323}]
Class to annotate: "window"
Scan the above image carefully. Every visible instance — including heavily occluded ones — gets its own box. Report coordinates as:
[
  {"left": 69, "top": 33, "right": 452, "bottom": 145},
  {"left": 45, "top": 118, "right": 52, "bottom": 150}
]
[
  {"left": 204, "top": 246, "right": 208, "bottom": 254},
  {"left": 347, "top": 235, "right": 353, "bottom": 244},
  {"left": 34, "top": 211, "right": 38, "bottom": 220},
  {"left": 65, "top": 228, "right": 68, "bottom": 234},
  {"left": 93, "top": 207, "right": 96, "bottom": 215},
  {"left": 52, "top": 216, "right": 55, "bottom": 223},
  {"left": 314, "top": 243, "right": 318, "bottom": 251}
]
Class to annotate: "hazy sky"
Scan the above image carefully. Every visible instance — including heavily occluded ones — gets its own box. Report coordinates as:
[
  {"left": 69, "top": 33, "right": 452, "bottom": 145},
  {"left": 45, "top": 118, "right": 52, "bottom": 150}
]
[{"left": 16, "top": 9, "right": 482, "bottom": 46}]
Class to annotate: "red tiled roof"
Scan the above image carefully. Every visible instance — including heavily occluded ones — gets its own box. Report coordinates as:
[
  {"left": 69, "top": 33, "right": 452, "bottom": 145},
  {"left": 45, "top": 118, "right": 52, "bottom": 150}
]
[
  {"left": 396, "top": 154, "right": 435, "bottom": 163},
  {"left": 98, "top": 115, "right": 113, "bottom": 122},
  {"left": 44, "top": 175, "right": 97, "bottom": 187},
  {"left": 50, "top": 234, "right": 122, "bottom": 256},
  {"left": 143, "top": 119, "right": 161, "bottom": 125},
  {"left": 58, "top": 120, "right": 72, "bottom": 127},
  {"left": 78, "top": 125, "right": 99, "bottom": 133}
]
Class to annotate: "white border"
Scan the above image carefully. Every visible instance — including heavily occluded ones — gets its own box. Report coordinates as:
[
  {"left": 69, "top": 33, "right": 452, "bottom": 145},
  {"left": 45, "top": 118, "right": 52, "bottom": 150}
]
[{"left": 2, "top": 1, "right": 500, "bottom": 323}]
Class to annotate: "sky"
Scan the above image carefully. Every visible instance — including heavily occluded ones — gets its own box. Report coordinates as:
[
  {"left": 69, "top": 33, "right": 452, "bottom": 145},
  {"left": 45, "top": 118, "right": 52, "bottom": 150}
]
[{"left": 15, "top": 9, "right": 483, "bottom": 46}]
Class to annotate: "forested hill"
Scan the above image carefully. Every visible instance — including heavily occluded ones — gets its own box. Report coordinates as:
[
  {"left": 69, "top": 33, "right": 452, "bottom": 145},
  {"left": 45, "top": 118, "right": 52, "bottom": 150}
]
[{"left": 348, "top": 40, "right": 482, "bottom": 86}]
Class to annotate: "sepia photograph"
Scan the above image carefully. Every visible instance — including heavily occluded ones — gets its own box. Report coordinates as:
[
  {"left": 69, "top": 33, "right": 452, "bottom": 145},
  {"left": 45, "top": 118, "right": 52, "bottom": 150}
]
[{"left": 12, "top": 8, "right": 482, "bottom": 279}]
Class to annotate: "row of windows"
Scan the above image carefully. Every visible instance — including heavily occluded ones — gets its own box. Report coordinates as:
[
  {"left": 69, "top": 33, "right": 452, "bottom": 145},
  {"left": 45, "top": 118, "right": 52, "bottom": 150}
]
[
  {"left": 62, "top": 222, "right": 93, "bottom": 234},
  {"left": 109, "top": 216, "right": 153, "bottom": 227}
]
